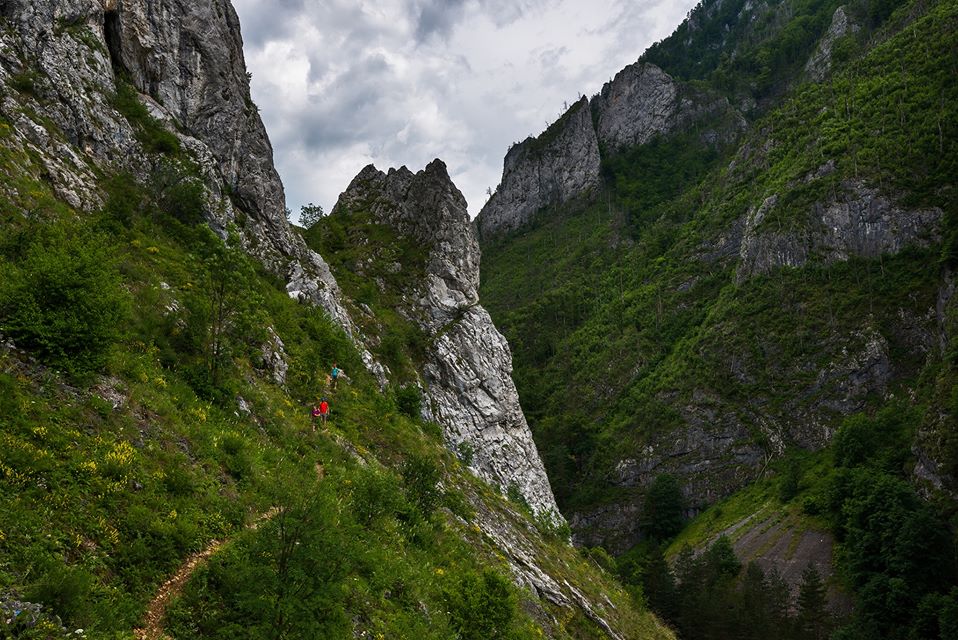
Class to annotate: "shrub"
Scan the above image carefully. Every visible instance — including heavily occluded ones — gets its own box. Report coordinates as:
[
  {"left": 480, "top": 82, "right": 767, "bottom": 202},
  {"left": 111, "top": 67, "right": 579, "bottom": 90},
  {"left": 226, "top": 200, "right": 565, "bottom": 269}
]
[
  {"left": 350, "top": 467, "right": 406, "bottom": 526},
  {"left": 149, "top": 160, "right": 206, "bottom": 225},
  {"left": 395, "top": 385, "right": 422, "bottom": 418},
  {"left": 26, "top": 562, "right": 95, "bottom": 626},
  {"left": 111, "top": 80, "right": 180, "bottom": 155},
  {"left": 444, "top": 570, "right": 518, "bottom": 640},
  {"left": 778, "top": 456, "right": 803, "bottom": 502},
  {"left": 400, "top": 453, "right": 441, "bottom": 519},
  {"left": 101, "top": 173, "right": 145, "bottom": 228},
  {"left": 0, "top": 223, "right": 130, "bottom": 379}
]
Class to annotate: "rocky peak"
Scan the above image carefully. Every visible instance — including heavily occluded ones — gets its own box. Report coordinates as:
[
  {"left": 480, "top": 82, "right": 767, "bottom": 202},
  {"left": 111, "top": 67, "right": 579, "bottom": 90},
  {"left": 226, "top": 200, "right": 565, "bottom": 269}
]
[
  {"left": 590, "top": 62, "right": 679, "bottom": 153},
  {"left": 334, "top": 160, "right": 564, "bottom": 519},
  {"left": 805, "top": 6, "right": 860, "bottom": 82},
  {"left": 1, "top": 0, "right": 292, "bottom": 254},
  {"left": 334, "top": 159, "right": 479, "bottom": 312},
  {"left": 0, "top": 0, "right": 363, "bottom": 376},
  {"left": 477, "top": 97, "right": 601, "bottom": 239},
  {"left": 477, "top": 60, "right": 743, "bottom": 240}
]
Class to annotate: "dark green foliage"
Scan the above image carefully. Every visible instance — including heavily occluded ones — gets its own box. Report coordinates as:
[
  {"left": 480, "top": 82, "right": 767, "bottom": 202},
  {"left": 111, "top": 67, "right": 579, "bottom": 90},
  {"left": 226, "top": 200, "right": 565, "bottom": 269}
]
[
  {"left": 102, "top": 172, "right": 146, "bottom": 228},
  {"left": 0, "top": 222, "right": 130, "bottom": 378},
  {"left": 111, "top": 79, "right": 180, "bottom": 155},
  {"left": 149, "top": 160, "right": 207, "bottom": 225},
  {"left": 395, "top": 385, "right": 422, "bottom": 419},
  {"left": 796, "top": 565, "right": 830, "bottom": 640},
  {"left": 641, "top": 474, "right": 687, "bottom": 541},
  {"left": 943, "top": 205, "right": 958, "bottom": 267},
  {"left": 26, "top": 561, "right": 95, "bottom": 627},
  {"left": 810, "top": 406, "right": 957, "bottom": 639},
  {"left": 625, "top": 539, "right": 839, "bottom": 640},
  {"left": 832, "top": 406, "right": 913, "bottom": 472},
  {"left": 298, "top": 202, "right": 325, "bottom": 228},
  {"left": 622, "top": 543, "right": 679, "bottom": 622},
  {"left": 443, "top": 570, "right": 523, "bottom": 640},
  {"left": 779, "top": 457, "right": 803, "bottom": 502},
  {"left": 349, "top": 466, "right": 407, "bottom": 527},
  {"left": 401, "top": 453, "right": 441, "bottom": 519},
  {"left": 602, "top": 130, "right": 722, "bottom": 238},
  {"left": 837, "top": 471, "right": 950, "bottom": 594}
]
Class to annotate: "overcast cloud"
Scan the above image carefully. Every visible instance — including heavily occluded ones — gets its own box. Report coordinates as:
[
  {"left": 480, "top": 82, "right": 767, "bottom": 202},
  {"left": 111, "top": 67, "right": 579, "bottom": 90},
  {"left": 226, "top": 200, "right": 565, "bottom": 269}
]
[{"left": 232, "top": 0, "right": 697, "bottom": 221}]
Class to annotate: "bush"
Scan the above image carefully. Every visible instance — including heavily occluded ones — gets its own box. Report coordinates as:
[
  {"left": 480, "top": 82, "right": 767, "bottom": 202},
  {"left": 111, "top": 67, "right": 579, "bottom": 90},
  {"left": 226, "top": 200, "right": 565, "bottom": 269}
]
[
  {"left": 111, "top": 79, "right": 180, "bottom": 155},
  {"left": 400, "top": 453, "right": 441, "bottom": 519},
  {"left": 101, "top": 173, "right": 145, "bottom": 228},
  {"left": 395, "top": 385, "right": 422, "bottom": 419},
  {"left": 26, "top": 562, "right": 95, "bottom": 626},
  {"left": 150, "top": 160, "right": 206, "bottom": 225},
  {"left": 444, "top": 570, "right": 518, "bottom": 640},
  {"left": 0, "top": 223, "right": 130, "bottom": 379}
]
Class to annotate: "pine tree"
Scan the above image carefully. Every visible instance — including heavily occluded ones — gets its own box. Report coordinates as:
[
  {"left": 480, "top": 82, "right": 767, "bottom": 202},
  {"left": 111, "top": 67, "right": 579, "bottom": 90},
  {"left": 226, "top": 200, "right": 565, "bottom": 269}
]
[{"left": 797, "top": 564, "right": 830, "bottom": 640}]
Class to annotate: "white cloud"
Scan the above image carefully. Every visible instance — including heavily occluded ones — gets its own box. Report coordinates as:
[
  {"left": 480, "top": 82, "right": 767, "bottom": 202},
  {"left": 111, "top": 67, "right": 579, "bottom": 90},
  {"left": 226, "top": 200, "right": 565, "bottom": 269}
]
[{"left": 233, "top": 0, "right": 696, "bottom": 221}]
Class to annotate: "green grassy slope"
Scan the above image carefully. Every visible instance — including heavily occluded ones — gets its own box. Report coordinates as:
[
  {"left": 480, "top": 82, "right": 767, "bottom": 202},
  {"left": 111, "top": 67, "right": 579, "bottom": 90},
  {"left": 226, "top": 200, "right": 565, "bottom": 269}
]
[
  {"left": 482, "top": 0, "right": 957, "bottom": 517},
  {"left": 0, "top": 112, "right": 668, "bottom": 639},
  {"left": 482, "top": 0, "right": 958, "bottom": 636}
]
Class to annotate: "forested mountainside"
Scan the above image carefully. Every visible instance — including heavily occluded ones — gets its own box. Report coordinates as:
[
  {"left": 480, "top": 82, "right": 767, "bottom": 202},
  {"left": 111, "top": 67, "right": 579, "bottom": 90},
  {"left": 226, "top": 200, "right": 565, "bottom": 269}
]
[
  {"left": 0, "top": 1, "right": 672, "bottom": 639},
  {"left": 479, "top": 0, "right": 958, "bottom": 637}
]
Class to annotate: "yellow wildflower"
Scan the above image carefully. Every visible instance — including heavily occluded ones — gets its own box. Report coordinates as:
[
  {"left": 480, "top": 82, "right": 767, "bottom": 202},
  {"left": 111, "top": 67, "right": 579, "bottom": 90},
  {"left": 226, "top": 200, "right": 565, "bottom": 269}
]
[{"left": 105, "top": 441, "right": 135, "bottom": 468}]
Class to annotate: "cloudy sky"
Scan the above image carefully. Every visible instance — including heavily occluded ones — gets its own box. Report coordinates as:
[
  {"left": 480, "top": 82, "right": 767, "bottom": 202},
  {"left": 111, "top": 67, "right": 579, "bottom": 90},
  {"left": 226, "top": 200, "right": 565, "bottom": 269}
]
[{"left": 232, "top": 0, "right": 697, "bottom": 221}]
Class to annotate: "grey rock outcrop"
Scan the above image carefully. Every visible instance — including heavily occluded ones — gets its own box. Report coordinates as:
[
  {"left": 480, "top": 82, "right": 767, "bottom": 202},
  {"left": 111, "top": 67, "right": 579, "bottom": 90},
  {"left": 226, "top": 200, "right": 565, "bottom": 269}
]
[
  {"left": 805, "top": 6, "right": 859, "bottom": 82},
  {"left": 333, "top": 160, "right": 562, "bottom": 518},
  {"left": 591, "top": 62, "right": 680, "bottom": 153},
  {"left": 737, "top": 180, "right": 942, "bottom": 281},
  {"left": 0, "top": 0, "right": 369, "bottom": 376},
  {"left": 477, "top": 98, "right": 600, "bottom": 239},
  {"left": 477, "top": 61, "right": 743, "bottom": 239}
]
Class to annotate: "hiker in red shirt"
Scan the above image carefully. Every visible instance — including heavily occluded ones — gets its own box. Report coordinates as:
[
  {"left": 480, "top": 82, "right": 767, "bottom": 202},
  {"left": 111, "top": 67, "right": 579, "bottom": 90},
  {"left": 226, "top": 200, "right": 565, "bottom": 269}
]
[{"left": 318, "top": 398, "right": 330, "bottom": 429}]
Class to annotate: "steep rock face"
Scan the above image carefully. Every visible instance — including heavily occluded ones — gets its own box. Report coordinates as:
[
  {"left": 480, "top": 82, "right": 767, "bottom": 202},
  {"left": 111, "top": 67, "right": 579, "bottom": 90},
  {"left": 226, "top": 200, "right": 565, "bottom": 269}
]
[
  {"left": 805, "top": 6, "right": 860, "bottom": 82},
  {"left": 477, "top": 98, "right": 600, "bottom": 239},
  {"left": 334, "top": 160, "right": 562, "bottom": 518},
  {"left": 590, "top": 62, "right": 680, "bottom": 153},
  {"left": 477, "top": 62, "right": 743, "bottom": 239},
  {"left": 105, "top": 0, "right": 301, "bottom": 260},
  {"left": 737, "top": 180, "right": 943, "bottom": 281},
  {"left": 0, "top": 0, "right": 362, "bottom": 368}
]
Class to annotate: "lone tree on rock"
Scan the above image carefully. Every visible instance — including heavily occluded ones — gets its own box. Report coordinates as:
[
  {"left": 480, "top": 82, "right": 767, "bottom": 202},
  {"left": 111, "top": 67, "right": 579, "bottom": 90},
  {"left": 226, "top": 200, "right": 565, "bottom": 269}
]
[{"left": 299, "top": 203, "right": 325, "bottom": 229}]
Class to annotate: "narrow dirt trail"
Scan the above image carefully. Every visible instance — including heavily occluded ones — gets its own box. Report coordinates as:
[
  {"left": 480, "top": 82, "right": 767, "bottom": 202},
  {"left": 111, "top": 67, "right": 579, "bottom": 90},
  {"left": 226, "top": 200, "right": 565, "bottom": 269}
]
[{"left": 134, "top": 507, "right": 280, "bottom": 640}]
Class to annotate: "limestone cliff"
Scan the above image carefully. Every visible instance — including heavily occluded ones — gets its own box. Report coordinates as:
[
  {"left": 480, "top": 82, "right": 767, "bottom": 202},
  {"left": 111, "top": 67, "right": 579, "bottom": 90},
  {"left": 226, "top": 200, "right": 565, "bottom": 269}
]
[
  {"left": 805, "top": 6, "right": 860, "bottom": 82},
  {"left": 331, "top": 160, "right": 563, "bottom": 519},
  {"left": 477, "top": 97, "right": 600, "bottom": 240},
  {"left": 477, "top": 61, "right": 742, "bottom": 238},
  {"left": 737, "top": 179, "right": 943, "bottom": 282},
  {"left": 0, "top": 0, "right": 368, "bottom": 373}
]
